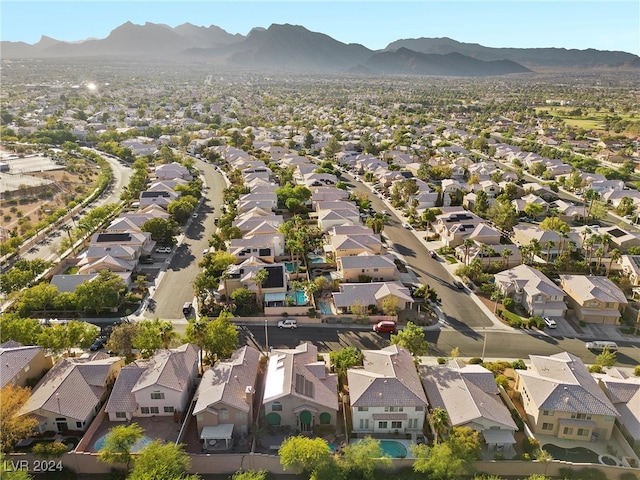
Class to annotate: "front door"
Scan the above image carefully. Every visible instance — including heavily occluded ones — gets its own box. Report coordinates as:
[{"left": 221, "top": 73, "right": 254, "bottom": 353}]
[{"left": 299, "top": 410, "right": 312, "bottom": 431}]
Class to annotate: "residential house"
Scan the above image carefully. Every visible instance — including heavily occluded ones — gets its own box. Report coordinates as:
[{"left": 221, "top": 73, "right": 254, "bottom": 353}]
[
  {"left": 560, "top": 275, "right": 628, "bottom": 324},
  {"left": 332, "top": 282, "right": 413, "bottom": 314},
  {"left": 494, "top": 264, "right": 567, "bottom": 318},
  {"left": 620, "top": 255, "right": 640, "bottom": 286},
  {"left": 337, "top": 253, "right": 400, "bottom": 283},
  {"left": 0, "top": 343, "right": 52, "bottom": 389},
  {"left": 105, "top": 344, "right": 199, "bottom": 422},
  {"left": 512, "top": 225, "right": 578, "bottom": 263},
  {"left": 434, "top": 210, "right": 484, "bottom": 247},
  {"left": 218, "top": 257, "right": 287, "bottom": 306},
  {"left": 262, "top": 343, "right": 338, "bottom": 432},
  {"left": 552, "top": 200, "right": 584, "bottom": 223},
  {"left": 595, "top": 368, "right": 640, "bottom": 447},
  {"left": 20, "top": 352, "right": 123, "bottom": 433},
  {"left": 515, "top": 352, "right": 619, "bottom": 441},
  {"left": 512, "top": 194, "right": 549, "bottom": 216},
  {"left": 155, "top": 162, "right": 193, "bottom": 181},
  {"left": 348, "top": 345, "right": 427, "bottom": 438},
  {"left": 419, "top": 359, "right": 517, "bottom": 455},
  {"left": 139, "top": 189, "right": 179, "bottom": 209},
  {"left": 193, "top": 346, "right": 261, "bottom": 450}
]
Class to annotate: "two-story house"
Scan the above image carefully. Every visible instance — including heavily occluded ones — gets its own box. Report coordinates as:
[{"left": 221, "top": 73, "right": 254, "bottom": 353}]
[
  {"left": 0, "top": 342, "right": 52, "bottom": 389},
  {"left": 193, "top": 346, "right": 261, "bottom": 450},
  {"left": 560, "top": 275, "right": 628, "bottom": 324},
  {"left": 262, "top": 343, "right": 338, "bottom": 432},
  {"left": 348, "top": 345, "right": 427, "bottom": 439},
  {"left": 337, "top": 253, "right": 400, "bottom": 283},
  {"left": 494, "top": 264, "right": 567, "bottom": 318},
  {"left": 515, "top": 352, "right": 619, "bottom": 442},
  {"left": 105, "top": 344, "right": 199, "bottom": 422}
]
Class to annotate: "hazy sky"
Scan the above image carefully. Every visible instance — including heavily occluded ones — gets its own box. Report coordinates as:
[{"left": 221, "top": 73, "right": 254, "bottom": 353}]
[{"left": 2, "top": 1, "right": 639, "bottom": 55}]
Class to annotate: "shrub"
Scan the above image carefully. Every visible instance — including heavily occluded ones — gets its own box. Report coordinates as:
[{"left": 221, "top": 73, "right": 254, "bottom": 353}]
[
  {"left": 511, "top": 359, "right": 527, "bottom": 370},
  {"left": 528, "top": 316, "right": 544, "bottom": 329},
  {"left": 559, "top": 467, "right": 607, "bottom": 480},
  {"left": 511, "top": 410, "right": 525, "bottom": 431},
  {"left": 502, "top": 297, "right": 515, "bottom": 312},
  {"left": 522, "top": 437, "right": 540, "bottom": 455},
  {"left": 634, "top": 365, "right": 640, "bottom": 377},
  {"left": 307, "top": 308, "right": 316, "bottom": 318},
  {"left": 32, "top": 441, "right": 68, "bottom": 458},
  {"left": 589, "top": 365, "right": 603, "bottom": 373},
  {"left": 468, "top": 357, "right": 483, "bottom": 364},
  {"left": 619, "top": 473, "right": 639, "bottom": 480},
  {"left": 437, "top": 357, "right": 446, "bottom": 365},
  {"left": 495, "top": 374, "right": 509, "bottom": 389}
]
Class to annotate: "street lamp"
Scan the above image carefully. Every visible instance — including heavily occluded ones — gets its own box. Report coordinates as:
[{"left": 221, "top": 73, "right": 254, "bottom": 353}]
[
  {"left": 264, "top": 318, "right": 269, "bottom": 357},
  {"left": 481, "top": 329, "right": 488, "bottom": 362}
]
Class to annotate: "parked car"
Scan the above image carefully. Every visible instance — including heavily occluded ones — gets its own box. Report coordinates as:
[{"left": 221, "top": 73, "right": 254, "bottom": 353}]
[
  {"left": 543, "top": 317, "right": 557, "bottom": 329},
  {"left": 277, "top": 318, "right": 298, "bottom": 329},
  {"left": 381, "top": 210, "right": 389, "bottom": 216},
  {"left": 402, "top": 222, "right": 411, "bottom": 229},
  {"left": 453, "top": 280, "right": 465, "bottom": 289},
  {"left": 585, "top": 341, "right": 618, "bottom": 351},
  {"left": 155, "top": 246, "right": 172, "bottom": 254},
  {"left": 89, "top": 336, "right": 108, "bottom": 351},
  {"left": 182, "top": 302, "right": 193, "bottom": 315},
  {"left": 373, "top": 321, "right": 397, "bottom": 334},
  {"left": 428, "top": 250, "right": 437, "bottom": 259}
]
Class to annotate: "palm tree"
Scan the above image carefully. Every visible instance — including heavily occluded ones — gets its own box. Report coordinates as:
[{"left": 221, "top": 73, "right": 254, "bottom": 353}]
[
  {"left": 253, "top": 268, "right": 269, "bottom": 311},
  {"left": 594, "top": 246, "right": 605, "bottom": 272},
  {"left": 61, "top": 224, "right": 75, "bottom": 255},
  {"left": 501, "top": 249, "right": 513, "bottom": 269},
  {"left": 430, "top": 408, "right": 450, "bottom": 444},
  {"left": 463, "top": 238, "right": 475, "bottom": 265},
  {"left": 290, "top": 280, "right": 303, "bottom": 306},
  {"left": 600, "top": 233, "right": 612, "bottom": 255},
  {"left": 607, "top": 248, "right": 622, "bottom": 276},
  {"left": 185, "top": 317, "right": 208, "bottom": 370},
  {"left": 158, "top": 320, "right": 178, "bottom": 349},
  {"left": 544, "top": 240, "right": 555, "bottom": 264},
  {"left": 220, "top": 271, "right": 231, "bottom": 302},
  {"left": 583, "top": 189, "right": 600, "bottom": 224},
  {"left": 529, "top": 239, "right": 542, "bottom": 264}
]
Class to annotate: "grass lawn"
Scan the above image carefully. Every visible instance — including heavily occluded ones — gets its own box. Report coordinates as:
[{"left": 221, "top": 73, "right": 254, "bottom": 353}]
[
  {"left": 501, "top": 309, "right": 527, "bottom": 327},
  {"left": 444, "top": 256, "right": 458, "bottom": 264}
]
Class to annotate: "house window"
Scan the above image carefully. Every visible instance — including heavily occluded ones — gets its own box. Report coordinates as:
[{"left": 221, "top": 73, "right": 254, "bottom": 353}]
[
  {"left": 76, "top": 422, "right": 82, "bottom": 429},
  {"left": 542, "top": 410, "right": 554, "bottom": 416},
  {"left": 409, "top": 418, "right": 418, "bottom": 429},
  {"left": 151, "top": 391, "right": 165, "bottom": 400},
  {"left": 164, "top": 406, "right": 174, "bottom": 413},
  {"left": 571, "top": 413, "right": 591, "bottom": 420},
  {"left": 384, "top": 406, "right": 403, "bottom": 412},
  {"left": 357, "top": 407, "right": 368, "bottom": 412},
  {"left": 577, "top": 428, "right": 587, "bottom": 436},
  {"left": 359, "top": 419, "right": 369, "bottom": 430},
  {"left": 378, "top": 421, "right": 388, "bottom": 429},
  {"left": 542, "top": 423, "right": 553, "bottom": 430},
  {"left": 272, "top": 402, "right": 282, "bottom": 412},
  {"left": 373, "top": 268, "right": 379, "bottom": 272},
  {"left": 150, "top": 407, "right": 159, "bottom": 414},
  {"left": 563, "top": 427, "right": 573, "bottom": 435},
  {"left": 220, "top": 408, "right": 229, "bottom": 420},
  {"left": 415, "top": 406, "right": 424, "bottom": 411},
  {"left": 391, "top": 421, "right": 402, "bottom": 429},
  {"left": 115, "top": 412, "right": 127, "bottom": 419},
  {"left": 23, "top": 365, "right": 30, "bottom": 373},
  {"left": 141, "top": 407, "right": 150, "bottom": 414}
]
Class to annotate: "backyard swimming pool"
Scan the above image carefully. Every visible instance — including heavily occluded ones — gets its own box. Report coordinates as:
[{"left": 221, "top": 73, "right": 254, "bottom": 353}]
[
  {"left": 318, "top": 301, "right": 332, "bottom": 314},
  {"left": 543, "top": 443, "right": 619, "bottom": 466},
  {"left": 288, "top": 289, "right": 308, "bottom": 305},
  {"left": 94, "top": 434, "right": 151, "bottom": 452},
  {"left": 342, "top": 439, "right": 408, "bottom": 458}
]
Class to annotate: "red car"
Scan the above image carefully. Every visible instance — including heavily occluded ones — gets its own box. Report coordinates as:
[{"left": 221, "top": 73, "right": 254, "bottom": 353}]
[{"left": 373, "top": 321, "right": 397, "bottom": 333}]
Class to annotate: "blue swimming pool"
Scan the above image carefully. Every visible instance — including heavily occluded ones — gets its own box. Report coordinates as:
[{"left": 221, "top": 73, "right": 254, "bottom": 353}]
[
  {"left": 308, "top": 255, "right": 326, "bottom": 264},
  {"left": 285, "top": 261, "right": 299, "bottom": 273},
  {"left": 288, "top": 289, "right": 308, "bottom": 305},
  {"left": 379, "top": 440, "right": 408, "bottom": 458},
  {"left": 94, "top": 434, "right": 151, "bottom": 452},
  {"left": 318, "top": 301, "right": 332, "bottom": 314}
]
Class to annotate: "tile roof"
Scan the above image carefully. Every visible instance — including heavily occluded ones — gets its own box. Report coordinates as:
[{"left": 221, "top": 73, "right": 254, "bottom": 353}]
[
  {"left": 517, "top": 352, "right": 619, "bottom": 417},
  {"left": 104, "top": 364, "right": 145, "bottom": 413},
  {"left": 348, "top": 345, "right": 427, "bottom": 408},
  {"left": 419, "top": 362, "right": 516, "bottom": 430},
  {"left": 0, "top": 345, "right": 45, "bottom": 389},
  {"left": 560, "top": 275, "right": 628, "bottom": 305},
  {"left": 20, "top": 355, "right": 122, "bottom": 421},
  {"left": 133, "top": 344, "right": 199, "bottom": 393},
  {"left": 193, "top": 346, "right": 261, "bottom": 416}
]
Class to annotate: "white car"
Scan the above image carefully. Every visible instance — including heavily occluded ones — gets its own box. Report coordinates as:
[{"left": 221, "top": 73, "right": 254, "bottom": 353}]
[
  {"left": 155, "top": 246, "right": 172, "bottom": 254},
  {"left": 543, "top": 317, "right": 557, "bottom": 329},
  {"left": 277, "top": 319, "right": 298, "bottom": 329}
]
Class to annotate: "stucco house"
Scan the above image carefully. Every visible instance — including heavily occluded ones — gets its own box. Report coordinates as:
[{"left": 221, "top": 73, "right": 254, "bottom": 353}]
[
  {"left": 337, "top": 253, "right": 400, "bottom": 283},
  {"left": 515, "top": 352, "right": 619, "bottom": 442},
  {"left": 332, "top": 282, "right": 413, "bottom": 314},
  {"left": 262, "top": 343, "right": 338, "bottom": 433},
  {"left": 595, "top": 368, "right": 640, "bottom": 447},
  {"left": 0, "top": 343, "right": 53, "bottom": 389},
  {"left": 560, "top": 274, "right": 628, "bottom": 324},
  {"left": 348, "top": 345, "right": 427, "bottom": 439},
  {"left": 105, "top": 344, "right": 199, "bottom": 422},
  {"left": 193, "top": 346, "right": 261, "bottom": 450},
  {"left": 494, "top": 264, "right": 567, "bottom": 318},
  {"left": 20, "top": 352, "right": 123, "bottom": 433},
  {"left": 419, "top": 359, "right": 518, "bottom": 456}
]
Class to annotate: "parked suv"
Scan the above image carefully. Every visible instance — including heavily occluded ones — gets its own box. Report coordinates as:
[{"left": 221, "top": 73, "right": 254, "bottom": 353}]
[
  {"left": 585, "top": 341, "right": 618, "bottom": 351},
  {"left": 373, "top": 321, "right": 397, "bottom": 334},
  {"left": 277, "top": 318, "right": 298, "bottom": 329}
]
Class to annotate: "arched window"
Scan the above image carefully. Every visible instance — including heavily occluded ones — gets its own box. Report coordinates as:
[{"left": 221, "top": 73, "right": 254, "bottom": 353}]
[{"left": 319, "top": 412, "right": 331, "bottom": 425}]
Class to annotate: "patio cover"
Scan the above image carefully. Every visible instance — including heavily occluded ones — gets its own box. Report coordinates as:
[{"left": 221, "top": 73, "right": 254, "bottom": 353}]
[
  {"left": 482, "top": 429, "right": 516, "bottom": 445},
  {"left": 201, "top": 424, "right": 234, "bottom": 449}
]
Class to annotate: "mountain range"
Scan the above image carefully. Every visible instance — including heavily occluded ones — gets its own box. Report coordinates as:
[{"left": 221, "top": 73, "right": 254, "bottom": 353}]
[{"left": 2, "top": 22, "right": 638, "bottom": 76}]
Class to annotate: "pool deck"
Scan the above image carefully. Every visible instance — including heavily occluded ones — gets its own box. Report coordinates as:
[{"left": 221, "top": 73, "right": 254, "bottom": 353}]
[{"left": 82, "top": 416, "right": 182, "bottom": 452}]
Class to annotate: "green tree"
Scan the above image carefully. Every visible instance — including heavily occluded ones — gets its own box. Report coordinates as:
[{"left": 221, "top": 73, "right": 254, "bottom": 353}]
[
  {"left": 37, "top": 320, "right": 99, "bottom": 356},
  {"left": 473, "top": 190, "right": 490, "bottom": 217},
  {"left": 231, "top": 288, "right": 254, "bottom": 316},
  {"left": 98, "top": 423, "right": 144, "bottom": 471},
  {"left": 230, "top": 470, "right": 268, "bottom": 480},
  {"left": 158, "top": 320, "right": 179, "bottom": 349},
  {"left": 74, "top": 270, "right": 126, "bottom": 314},
  {"left": 0, "top": 453, "right": 32, "bottom": 480},
  {"left": 323, "top": 136, "right": 342, "bottom": 159},
  {"left": 252, "top": 268, "right": 270, "bottom": 311},
  {"left": 185, "top": 317, "right": 208, "bottom": 369},
  {"left": 202, "top": 312, "right": 238, "bottom": 363},
  {"left": 381, "top": 295, "right": 399, "bottom": 316},
  {"left": 390, "top": 321, "right": 428, "bottom": 356},
  {"left": 330, "top": 346, "right": 363, "bottom": 389},
  {"left": 15, "top": 282, "right": 58, "bottom": 316},
  {"left": 32, "top": 441, "right": 68, "bottom": 459},
  {"left": 133, "top": 318, "right": 166, "bottom": 357},
  {"left": 524, "top": 202, "right": 544, "bottom": 220},
  {"left": 142, "top": 218, "right": 179, "bottom": 245},
  {"left": 412, "top": 426, "right": 481, "bottom": 480},
  {"left": 106, "top": 322, "right": 139, "bottom": 359},
  {"left": 487, "top": 195, "right": 517, "bottom": 232},
  {"left": 0, "top": 314, "right": 43, "bottom": 345},
  {"left": 0, "top": 384, "right": 38, "bottom": 453},
  {"left": 128, "top": 440, "right": 195, "bottom": 480},
  {"left": 339, "top": 436, "right": 391, "bottom": 479},
  {"left": 278, "top": 436, "right": 333, "bottom": 478}
]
